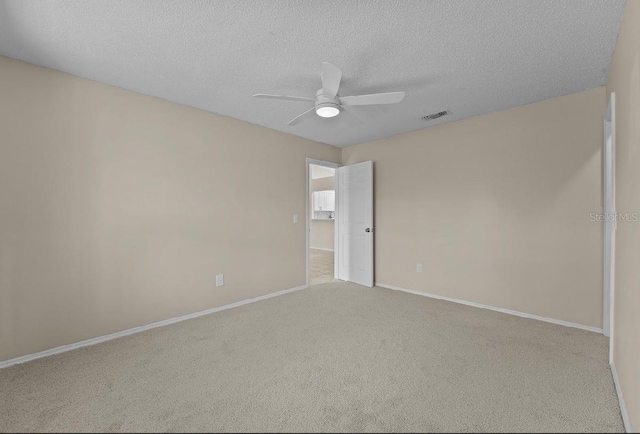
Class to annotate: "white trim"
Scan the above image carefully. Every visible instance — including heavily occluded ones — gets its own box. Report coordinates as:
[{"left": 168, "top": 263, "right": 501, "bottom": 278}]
[
  {"left": 0, "top": 284, "right": 308, "bottom": 370},
  {"left": 611, "top": 362, "right": 632, "bottom": 432},
  {"left": 604, "top": 91, "right": 616, "bottom": 363},
  {"left": 306, "top": 158, "right": 341, "bottom": 170},
  {"left": 376, "top": 282, "right": 602, "bottom": 334},
  {"left": 310, "top": 246, "right": 334, "bottom": 252},
  {"left": 306, "top": 160, "right": 310, "bottom": 287},
  {"left": 333, "top": 167, "right": 340, "bottom": 280}
]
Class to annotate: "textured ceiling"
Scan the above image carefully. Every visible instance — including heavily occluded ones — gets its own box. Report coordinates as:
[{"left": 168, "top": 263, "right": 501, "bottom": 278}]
[{"left": 0, "top": 1, "right": 625, "bottom": 147}]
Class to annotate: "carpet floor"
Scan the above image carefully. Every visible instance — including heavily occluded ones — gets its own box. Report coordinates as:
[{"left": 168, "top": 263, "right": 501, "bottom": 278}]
[
  {"left": 309, "top": 248, "right": 335, "bottom": 286},
  {"left": 0, "top": 282, "right": 623, "bottom": 432}
]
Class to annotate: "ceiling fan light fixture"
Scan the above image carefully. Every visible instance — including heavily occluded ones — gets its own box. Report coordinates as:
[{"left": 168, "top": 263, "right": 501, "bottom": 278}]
[
  {"left": 315, "top": 104, "right": 340, "bottom": 118},
  {"left": 254, "top": 62, "right": 405, "bottom": 126}
]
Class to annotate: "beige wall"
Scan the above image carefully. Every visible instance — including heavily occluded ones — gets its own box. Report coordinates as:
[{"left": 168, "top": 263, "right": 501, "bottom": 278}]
[
  {"left": 343, "top": 87, "right": 605, "bottom": 328},
  {"left": 309, "top": 175, "right": 335, "bottom": 250},
  {"left": 606, "top": 0, "right": 640, "bottom": 429},
  {"left": 0, "top": 56, "right": 340, "bottom": 362}
]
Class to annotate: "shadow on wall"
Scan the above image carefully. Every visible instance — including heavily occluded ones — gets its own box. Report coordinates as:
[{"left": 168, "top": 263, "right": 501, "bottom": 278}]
[
  {"left": 388, "top": 112, "right": 602, "bottom": 219},
  {"left": 0, "top": 2, "right": 58, "bottom": 67},
  {"left": 625, "top": 55, "right": 640, "bottom": 161}
]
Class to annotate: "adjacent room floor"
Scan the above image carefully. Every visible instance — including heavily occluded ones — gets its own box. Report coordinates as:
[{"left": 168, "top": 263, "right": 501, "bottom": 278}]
[
  {"left": 0, "top": 282, "right": 623, "bottom": 433},
  {"left": 309, "top": 248, "right": 335, "bottom": 286}
]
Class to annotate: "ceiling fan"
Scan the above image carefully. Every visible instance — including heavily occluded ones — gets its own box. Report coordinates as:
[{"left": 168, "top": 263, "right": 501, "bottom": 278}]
[{"left": 253, "top": 62, "right": 405, "bottom": 126}]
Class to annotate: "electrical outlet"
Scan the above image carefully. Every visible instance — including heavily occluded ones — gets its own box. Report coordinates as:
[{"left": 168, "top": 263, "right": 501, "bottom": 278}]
[
  {"left": 216, "top": 274, "right": 224, "bottom": 287},
  {"left": 293, "top": 214, "right": 299, "bottom": 224},
  {"left": 416, "top": 263, "right": 423, "bottom": 273}
]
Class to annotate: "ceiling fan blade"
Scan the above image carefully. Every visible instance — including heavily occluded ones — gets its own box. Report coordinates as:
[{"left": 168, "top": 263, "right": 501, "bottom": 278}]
[
  {"left": 321, "top": 62, "right": 342, "bottom": 99},
  {"left": 339, "top": 91, "right": 405, "bottom": 106},
  {"left": 341, "top": 107, "right": 363, "bottom": 125},
  {"left": 253, "top": 94, "right": 315, "bottom": 103},
  {"left": 287, "top": 107, "right": 316, "bottom": 126}
]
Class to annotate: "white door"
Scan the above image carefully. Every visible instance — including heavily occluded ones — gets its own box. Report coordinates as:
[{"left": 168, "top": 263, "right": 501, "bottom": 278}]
[
  {"left": 337, "top": 161, "right": 374, "bottom": 287},
  {"left": 603, "top": 93, "right": 616, "bottom": 341}
]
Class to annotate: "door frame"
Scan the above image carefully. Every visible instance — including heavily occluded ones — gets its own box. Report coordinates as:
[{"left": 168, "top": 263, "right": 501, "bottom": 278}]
[
  {"left": 603, "top": 92, "right": 616, "bottom": 363},
  {"left": 306, "top": 158, "right": 341, "bottom": 287}
]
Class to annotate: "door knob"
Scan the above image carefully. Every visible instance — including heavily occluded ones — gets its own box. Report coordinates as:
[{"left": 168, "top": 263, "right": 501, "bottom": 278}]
[{"left": 365, "top": 228, "right": 371, "bottom": 233}]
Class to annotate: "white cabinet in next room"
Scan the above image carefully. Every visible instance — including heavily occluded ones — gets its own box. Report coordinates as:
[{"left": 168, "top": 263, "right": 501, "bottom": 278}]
[{"left": 313, "top": 190, "right": 335, "bottom": 212}]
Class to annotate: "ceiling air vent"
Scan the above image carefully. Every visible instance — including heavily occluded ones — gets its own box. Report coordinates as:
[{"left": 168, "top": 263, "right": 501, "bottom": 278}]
[{"left": 421, "top": 110, "right": 449, "bottom": 121}]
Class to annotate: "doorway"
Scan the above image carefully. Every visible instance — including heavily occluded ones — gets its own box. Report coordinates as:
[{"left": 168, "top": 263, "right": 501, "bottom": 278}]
[
  {"left": 306, "top": 158, "right": 375, "bottom": 288},
  {"left": 307, "top": 160, "right": 338, "bottom": 285}
]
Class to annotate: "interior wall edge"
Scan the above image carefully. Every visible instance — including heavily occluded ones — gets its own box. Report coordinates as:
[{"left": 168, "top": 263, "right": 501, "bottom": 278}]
[{"left": 611, "top": 361, "right": 632, "bottom": 432}]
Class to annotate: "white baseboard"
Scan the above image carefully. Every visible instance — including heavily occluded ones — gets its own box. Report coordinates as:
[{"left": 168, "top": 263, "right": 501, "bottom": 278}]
[
  {"left": 376, "top": 282, "right": 602, "bottom": 334},
  {"left": 310, "top": 247, "right": 334, "bottom": 252},
  {"left": 0, "top": 284, "right": 308, "bottom": 370},
  {"left": 611, "top": 361, "right": 632, "bottom": 432}
]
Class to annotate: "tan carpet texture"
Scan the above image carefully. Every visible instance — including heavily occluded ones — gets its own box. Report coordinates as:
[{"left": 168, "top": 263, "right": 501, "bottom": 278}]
[
  {"left": 0, "top": 282, "right": 623, "bottom": 432},
  {"left": 309, "top": 248, "right": 335, "bottom": 286}
]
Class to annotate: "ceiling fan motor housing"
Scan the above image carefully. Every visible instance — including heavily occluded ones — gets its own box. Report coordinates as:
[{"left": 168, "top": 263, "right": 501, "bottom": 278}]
[{"left": 316, "top": 89, "right": 340, "bottom": 112}]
